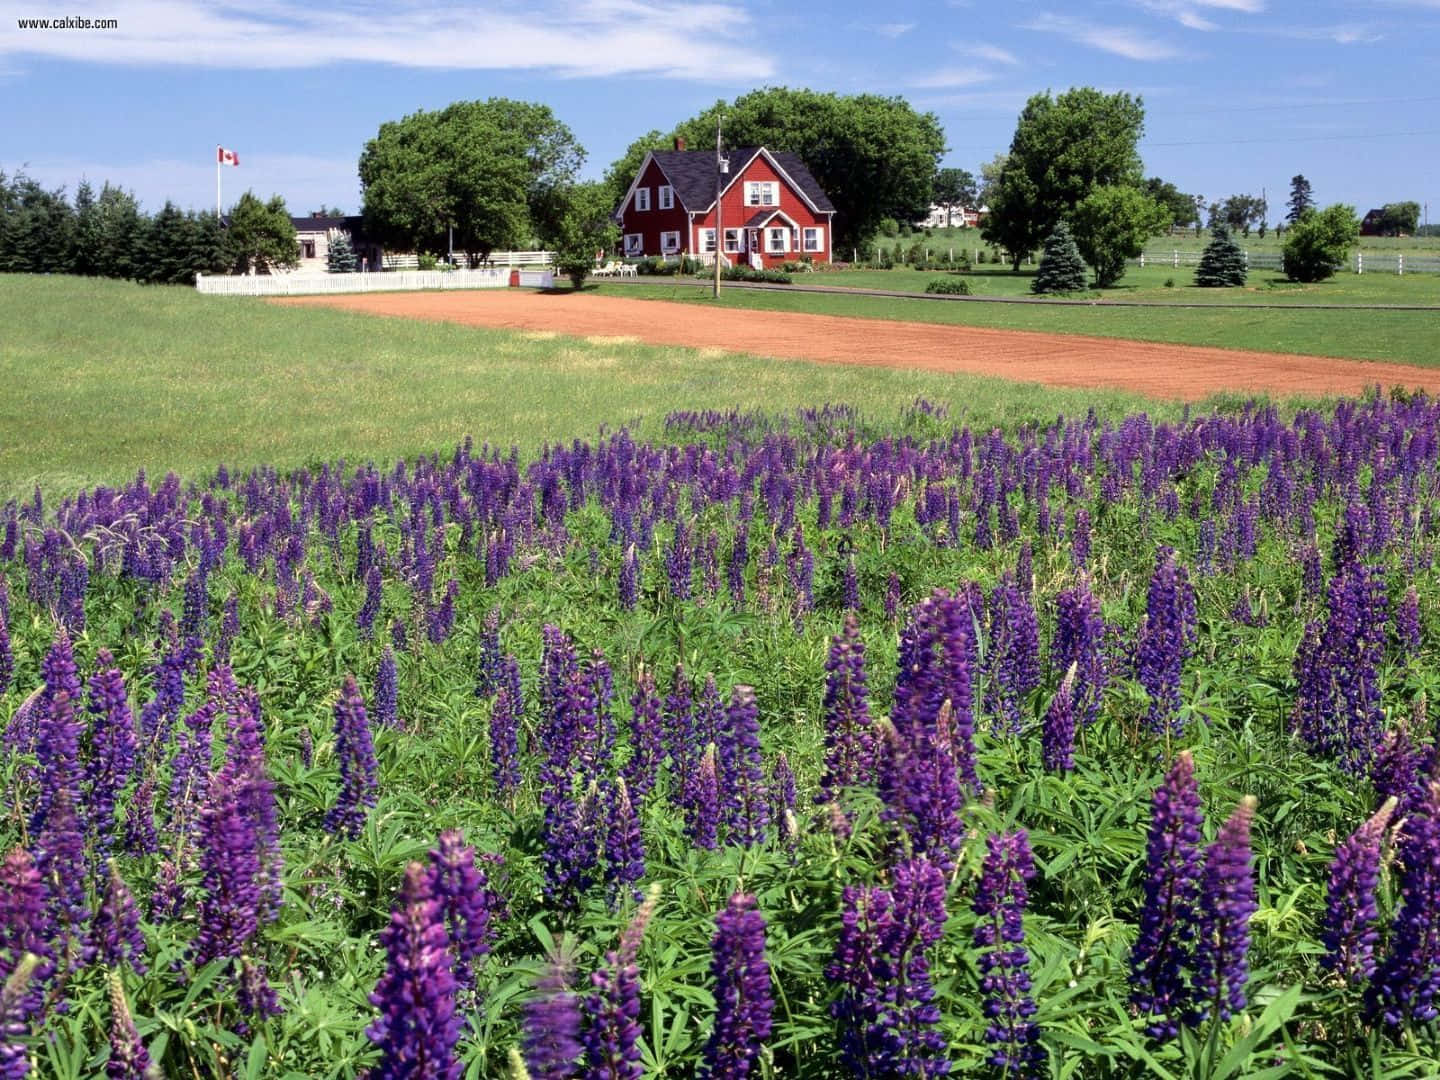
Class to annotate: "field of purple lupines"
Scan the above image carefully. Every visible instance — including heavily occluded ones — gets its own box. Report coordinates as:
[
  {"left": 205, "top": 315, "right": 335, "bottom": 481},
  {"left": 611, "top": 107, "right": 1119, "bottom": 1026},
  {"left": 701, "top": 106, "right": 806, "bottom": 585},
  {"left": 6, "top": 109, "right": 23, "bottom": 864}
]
[{"left": 3, "top": 393, "right": 1440, "bottom": 1078}]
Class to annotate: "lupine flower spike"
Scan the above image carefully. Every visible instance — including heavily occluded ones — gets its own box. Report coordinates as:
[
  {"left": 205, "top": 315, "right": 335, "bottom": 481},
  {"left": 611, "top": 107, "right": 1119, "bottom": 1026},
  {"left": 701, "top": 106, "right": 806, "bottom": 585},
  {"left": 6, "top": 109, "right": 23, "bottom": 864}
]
[{"left": 701, "top": 893, "right": 773, "bottom": 1079}]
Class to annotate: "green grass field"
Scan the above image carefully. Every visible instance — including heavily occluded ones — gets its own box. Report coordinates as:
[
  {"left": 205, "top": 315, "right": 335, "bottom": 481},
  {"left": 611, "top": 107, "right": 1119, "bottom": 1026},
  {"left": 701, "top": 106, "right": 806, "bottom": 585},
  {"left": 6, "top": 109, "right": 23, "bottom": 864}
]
[
  {"left": 907, "top": 224, "right": 1440, "bottom": 256},
  {"left": 593, "top": 279, "right": 1440, "bottom": 368},
  {"left": 0, "top": 274, "right": 1169, "bottom": 500}
]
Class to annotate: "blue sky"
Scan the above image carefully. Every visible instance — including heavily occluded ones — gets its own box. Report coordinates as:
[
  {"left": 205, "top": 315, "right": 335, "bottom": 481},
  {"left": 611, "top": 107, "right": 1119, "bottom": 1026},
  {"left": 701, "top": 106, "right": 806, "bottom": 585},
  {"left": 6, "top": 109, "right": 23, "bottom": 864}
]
[{"left": 2, "top": 0, "right": 1438, "bottom": 225}]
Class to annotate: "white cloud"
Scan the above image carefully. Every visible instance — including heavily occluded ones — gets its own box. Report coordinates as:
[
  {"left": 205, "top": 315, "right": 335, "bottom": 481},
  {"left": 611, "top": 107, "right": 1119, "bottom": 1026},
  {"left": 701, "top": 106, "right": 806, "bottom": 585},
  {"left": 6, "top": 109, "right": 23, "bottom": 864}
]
[
  {"left": 1257, "top": 21, "right": 1386, "bottom": 44},
  {"left": 908, "top": 65, "right": 994, "bottom": 89},
  {"left": 0, "top": 0, "right": 773, "bottom": 79},
  {"left": 962, "top": 42, "right": 1020, "bottom": 64},
  {"left": 875, "top": 22, "right": 915, "bottom": 38},
  {"left": 1023, "top": 13, "right": 1182, "bottom": 59}
]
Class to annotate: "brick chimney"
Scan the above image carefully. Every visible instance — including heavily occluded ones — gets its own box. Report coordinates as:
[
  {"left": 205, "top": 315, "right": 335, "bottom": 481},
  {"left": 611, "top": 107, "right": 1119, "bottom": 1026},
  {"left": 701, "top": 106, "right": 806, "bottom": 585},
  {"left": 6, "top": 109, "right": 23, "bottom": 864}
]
[{"left": 674, "top": 136, "right": 686, "bottom": 151}]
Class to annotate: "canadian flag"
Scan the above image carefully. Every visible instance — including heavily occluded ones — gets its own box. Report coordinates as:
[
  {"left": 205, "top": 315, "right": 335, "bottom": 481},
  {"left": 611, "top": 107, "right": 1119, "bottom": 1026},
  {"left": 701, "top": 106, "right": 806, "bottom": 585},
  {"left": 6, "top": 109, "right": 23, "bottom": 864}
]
[{"left": 217, "top": 146, "right": 239, "bottom": 166}]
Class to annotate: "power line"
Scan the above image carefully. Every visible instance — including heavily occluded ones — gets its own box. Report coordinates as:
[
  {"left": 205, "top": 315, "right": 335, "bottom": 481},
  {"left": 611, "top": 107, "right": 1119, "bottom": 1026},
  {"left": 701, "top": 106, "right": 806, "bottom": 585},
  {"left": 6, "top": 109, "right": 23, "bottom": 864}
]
[
  {"left": 1144, "top": 129, "right": 1440, "bottom": 147},
  {"left": 1152, "top": 94, "right": 1440, "bottom": 116}
]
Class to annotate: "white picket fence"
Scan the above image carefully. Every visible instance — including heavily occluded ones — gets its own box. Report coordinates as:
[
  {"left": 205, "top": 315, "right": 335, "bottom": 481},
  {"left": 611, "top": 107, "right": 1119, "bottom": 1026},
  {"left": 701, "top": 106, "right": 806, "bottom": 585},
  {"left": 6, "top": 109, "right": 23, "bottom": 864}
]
[
  {"left": 196, "top": 268, "right": 554, "bottom": 296},
  {"left": 1134, "top": 249, "right": 1440, "bottom": 275},
  {"left": 383, "top": 250, "right": 556, "bottom": 270}
]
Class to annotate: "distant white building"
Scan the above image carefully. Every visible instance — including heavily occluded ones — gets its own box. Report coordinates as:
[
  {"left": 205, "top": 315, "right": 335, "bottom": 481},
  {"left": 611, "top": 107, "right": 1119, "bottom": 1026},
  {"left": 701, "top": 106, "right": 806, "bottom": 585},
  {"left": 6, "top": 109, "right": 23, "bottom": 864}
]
[
  {"left": 917, "top": 204, "right": 986, "bottom": 229},
  {"left": 290, "top": 213, "right": 385, "bottom": 273}
]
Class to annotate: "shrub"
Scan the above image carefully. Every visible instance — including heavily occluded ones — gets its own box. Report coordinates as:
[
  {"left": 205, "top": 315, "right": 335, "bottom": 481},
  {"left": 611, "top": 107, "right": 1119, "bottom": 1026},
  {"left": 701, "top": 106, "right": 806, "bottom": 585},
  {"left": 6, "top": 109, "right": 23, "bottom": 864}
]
[
  {"left": 924, "top": 278, "right": 971, "bottom": 295},
  {"left": 877, "top": 217, "right": 900, "bottom": 237},
  {"left": 1283, "top": 205, "right": 1359, "bottom": 283},
  {"left": 1164, "top": 277, "right": 1175, "bottom": 288},
  {"left": 976, "top": 249, "right": 988, "bottom": 264},
  {"left": 1031, "top": 222, "right": 1088, "bottom": 295},
  {"left": 721, "top": 265, "right": 792, "bottom": 284},
  {"left": 1194, "top": 226, "right": 1247, "bottom": 287}
]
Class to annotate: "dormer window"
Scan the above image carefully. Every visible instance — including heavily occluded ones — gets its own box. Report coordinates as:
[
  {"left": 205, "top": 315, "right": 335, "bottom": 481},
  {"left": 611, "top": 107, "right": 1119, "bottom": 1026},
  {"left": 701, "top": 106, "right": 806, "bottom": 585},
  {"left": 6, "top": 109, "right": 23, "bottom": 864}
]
[
  {"left": 658, "top": 185, "right": 674, "bottom": 210},
  {"left": 746, "top": 182, "right": 778, "bottom": 207},
  {"left": 635, "top": 187, "right": 651, "bottom": 212}
]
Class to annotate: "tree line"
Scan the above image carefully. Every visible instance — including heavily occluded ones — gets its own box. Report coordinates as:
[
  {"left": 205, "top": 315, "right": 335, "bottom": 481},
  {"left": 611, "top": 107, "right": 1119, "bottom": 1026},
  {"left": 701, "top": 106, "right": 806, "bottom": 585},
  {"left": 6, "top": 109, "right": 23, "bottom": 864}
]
[{"left": 0, "top": 173, "right": 301, "bottom": 283}]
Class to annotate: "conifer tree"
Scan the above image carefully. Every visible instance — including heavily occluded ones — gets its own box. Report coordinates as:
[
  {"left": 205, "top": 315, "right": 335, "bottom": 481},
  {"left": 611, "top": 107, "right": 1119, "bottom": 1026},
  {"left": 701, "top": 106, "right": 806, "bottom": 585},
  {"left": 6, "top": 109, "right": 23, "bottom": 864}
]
[
  {"left": 326, "top": 231, "right": 358, "bottom": 273},
  {"left": 1195, "top": 225, "right": 1247, "bottom": 287},
  {"left": 1031, "top": 221, "right": 1087, "bottom": 294}
]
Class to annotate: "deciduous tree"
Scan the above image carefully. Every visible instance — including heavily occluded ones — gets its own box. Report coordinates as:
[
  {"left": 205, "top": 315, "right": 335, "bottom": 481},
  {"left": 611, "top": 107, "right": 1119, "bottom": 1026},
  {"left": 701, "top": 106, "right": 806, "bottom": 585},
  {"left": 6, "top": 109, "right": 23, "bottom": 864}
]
[
  {"left": 1070, "top": 186, "right": 1168, "bottom": 288},
  {"left": 1379, "top": 201, "right": 1421, "bottom": 237},
  {"left": 1144, "top": 177, "right": 1200, "bottom": 231},
  {"left": 551, "top": 182, "right": 620, "bottom": 290},
  {"left": 1282, "top": 204, "right": 1358, "bottom": 283},
  {"left": 982, "top": 88, "right": 1146, "bottom": 269},
  {"left": 224, "top": 191, "right": 298, "bottom": 275},
  {"left": 932, "top": 168, "right": 977, "bottom": 227}
]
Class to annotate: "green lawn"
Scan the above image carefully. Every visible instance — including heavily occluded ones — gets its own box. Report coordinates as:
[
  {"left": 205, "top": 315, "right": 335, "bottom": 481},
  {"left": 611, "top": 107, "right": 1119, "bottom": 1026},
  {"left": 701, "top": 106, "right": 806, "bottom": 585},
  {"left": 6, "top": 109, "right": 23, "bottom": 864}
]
[
  {"left": 592, "top": 279, "right": 1440, "bottom": 368},
  {"left": 905, "top": 224, "right": 1440, "bottom": 256},
  {"left": 0, "top": 274, "right": 1175, "bottom": 500},
  {"left": 764, "top": 263, "right": 1440, "bottom": 306}
]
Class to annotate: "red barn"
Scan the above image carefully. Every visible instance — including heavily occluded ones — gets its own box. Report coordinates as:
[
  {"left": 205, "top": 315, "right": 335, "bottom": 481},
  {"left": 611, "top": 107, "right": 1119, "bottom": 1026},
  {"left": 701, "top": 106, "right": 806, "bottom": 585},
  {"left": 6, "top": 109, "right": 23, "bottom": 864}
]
[{"left": 613, "top": 140, "right": 837, "bottom": 269}]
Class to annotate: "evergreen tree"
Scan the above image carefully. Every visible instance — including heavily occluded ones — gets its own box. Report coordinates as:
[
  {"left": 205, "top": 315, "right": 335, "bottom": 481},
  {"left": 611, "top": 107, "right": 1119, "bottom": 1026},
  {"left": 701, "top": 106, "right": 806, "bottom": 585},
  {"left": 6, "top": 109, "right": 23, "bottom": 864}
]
[
  {"left": 69, "top": 180, "right": 101, "bottom": 276},
  {"left": 0, "top": 174, "right": 75, "bottom": 273},
  {"left": 1031, "top": 221, "right": 1087, "bottom": 294},
  {"left": 1195, "top": 225, "right": 1247, "bottom": 287},
  {"left": 186, "top": 211, "right": 230, "bottom": 279},
  {"left": 92, "top": 183, "right": 144, "bottom": 280},
  {"left": 1286, "top": 175, "right": 1314, "bottom": 223},
  {"left": 143, "top": 201, "right": 192, "bottom": 284},
  {"left": 326, "top": 231, "right": 358, "bottom": 273}
]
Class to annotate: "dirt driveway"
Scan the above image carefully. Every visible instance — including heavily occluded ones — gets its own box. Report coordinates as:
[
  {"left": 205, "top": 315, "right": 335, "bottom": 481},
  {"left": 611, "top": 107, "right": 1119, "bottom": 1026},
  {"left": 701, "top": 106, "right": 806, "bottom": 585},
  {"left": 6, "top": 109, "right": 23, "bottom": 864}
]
[{"left": 275, "top": 289, "right": 1440, "bottom": 402}]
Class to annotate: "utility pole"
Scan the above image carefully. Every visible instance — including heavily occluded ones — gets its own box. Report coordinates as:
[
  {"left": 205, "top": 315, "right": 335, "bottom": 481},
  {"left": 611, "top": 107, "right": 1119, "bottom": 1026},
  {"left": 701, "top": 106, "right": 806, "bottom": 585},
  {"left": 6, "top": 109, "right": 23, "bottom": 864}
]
[{"left": 714, "top": 114, "right": 725, "bottom": 300}]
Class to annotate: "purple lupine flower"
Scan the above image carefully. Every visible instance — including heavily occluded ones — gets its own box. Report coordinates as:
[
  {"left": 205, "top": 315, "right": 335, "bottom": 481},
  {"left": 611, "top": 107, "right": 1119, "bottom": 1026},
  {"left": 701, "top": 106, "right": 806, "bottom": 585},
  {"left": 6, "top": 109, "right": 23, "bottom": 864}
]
[
  {"left": 687, "top": 745, "right": 720, "bottom": 850},
  {"left": 166, "top": 701, "right": 216, "bottom": 834},
  {"left": 665, "top": 519, "right": 693, "bottom": 602},
  {"left": 214, "top": 591, "right": 241, "bottom": 667},
  {"left": 1371, "top": 725, "right": 1425, "bottom": 819},
  {"left": 357, "top": 564, "right": 383, "bottom": 640},
  {"left": 1192, "top": 796, "right": 1258, "bottom": 1024},
  {"left": 85, "top": 653, "right": 139, "bottom": 854},
  {"left": 365, "top": 862, "right": 462, "bottom": 1080},
  {"left": 890, "top": 588, "right": 980, "bottom": 793},
  {"left": 1396, "top": 585, "right": 1422, "bottom": 656},
  {"left": 1042, "top": 666, "right": 1077, "bottom": 773},
  {"left": 701, "top": 893, "right": 773, "bottom": 1080},
  {"left": 192, "top": 776, "right": 262, "bottom": 966},
  {"left": 619, "top": 544, "right": 639, "bottom": 610},
  {"left": 1321, "top": 798, "right": 1397, "bottom": 982},
  {"left": 604, "top": 779, "right": 646, "bottom": 891},
  {"left": 299, "top": 727, "right": 314, "bottom": 769},
  {"left": 489, "top": 685, "right": 522, "bottom": 795},
  {"left": 985, "top": 578, "right": 1041, "bottom": 737},
  {"left": 975, "top": 831, "right": 1044, "bottom": 1076},
  {"left": 842, "top": 558, "right": 860, "bottom": 613},
  {"left": 1051, "top": 580, "right": 1108, "bottom": 728},
  {"left": 1136, "top": 547, "right": 1198, "bottom": 736},
  {"left": 1071, "top": 506, "right": 1091, "bottom": 567},
  {"left": 829, "top": 857, "right": 951, "bottom": 1077},
  {"left": 622, "top": 668, "right": 663, "bottom": 802},
  {"left": 717, "top": 685, "right": 768, "bottom": 847},
  {"left": 524, "top": 956, "right": 583, "bottom": 1080},
  {"left": 426, "top": 830, "right": 501, "bottom": 993},
  {"left": 426, "top": 578, "right": 459, "bottom": 644},
  {"left": 474, "top": 607, "right": 503, "bottom": 699},
  {"left": 728, "top": 526, "right": 748, "bottom": 609},
  {"left": 1367, "top": 782, "right": 1440, "bottom": 1028},
  {"left": 661, "top": 662, "right": 694, "bottom": 787},
  {"left": 582, "top": 887, "right": 658, "bottom": 1080},
  {"left": 34, "top": 760, "right": 89, "bottom": 954},
  {"left": 1130, "top": 751, "right": 1205, "bottom": 1040},
  {"left": 0, "top": 602, "right": 11, "bottom": 698},
  {"left": 122, "top": 775, "right": 158, "bottom": 857},
  {"left": 374, "top": 647, "right": 399, "bottom": 730},
  {"left": 772, "top": 752, "right": 797, "bottom": 849},
  {"left": 105, "top": 971, "right": 156, "bottom": 1080},
  {"left": 1, "top": 954, "right": 39, "bottom": 1079},
  {"left": 818, "top": 614, "right": 876, "bottom": 805},
  {"left": 30, "top": 649, "right": 86, "bottom": 839},
  {"left": 884, "top": 572, "right": 901, "bottom": 623},
  {"left": 85, "top": 862, "right": 147, "bottom": 974},
  {"left": 879, "top": 703, "right": 966, "bottom": 874},
  {"left": 324, "top": 675, "right": 379, "bottom": 839},
  {"left": 0, "top": 848, "right": 54, "bottom": 1025}
]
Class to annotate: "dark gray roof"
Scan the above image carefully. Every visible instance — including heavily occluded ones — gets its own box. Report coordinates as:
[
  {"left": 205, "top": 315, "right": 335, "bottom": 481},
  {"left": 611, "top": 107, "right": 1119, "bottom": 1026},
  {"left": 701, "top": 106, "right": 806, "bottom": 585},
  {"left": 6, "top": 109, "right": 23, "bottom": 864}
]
[
  {"left": 291, "top": 214, "right": 365, "bottom": 234},
  {"left": 648, "top": 148, "right": 835, "bottom": 214}
]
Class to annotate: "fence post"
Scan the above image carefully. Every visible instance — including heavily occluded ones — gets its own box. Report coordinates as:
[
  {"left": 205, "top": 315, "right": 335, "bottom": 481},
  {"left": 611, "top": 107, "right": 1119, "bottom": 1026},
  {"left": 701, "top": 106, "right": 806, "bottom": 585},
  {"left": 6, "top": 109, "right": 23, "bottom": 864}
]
[
  {"left": 1173, "top": 250, "right": 1179, "bottom": 269},
  {"left": 1357, "top": 252, "right": 1363, "bottom": 275},
  {"left": 1243, "top": 249, "right": 1249, "bottom": 268},
  {"left": 1399, "top": 253, "right": 1404, "bottom": 276},
  {"left": 1139, "top": 253, "right": 1145, "bottom": 268}
]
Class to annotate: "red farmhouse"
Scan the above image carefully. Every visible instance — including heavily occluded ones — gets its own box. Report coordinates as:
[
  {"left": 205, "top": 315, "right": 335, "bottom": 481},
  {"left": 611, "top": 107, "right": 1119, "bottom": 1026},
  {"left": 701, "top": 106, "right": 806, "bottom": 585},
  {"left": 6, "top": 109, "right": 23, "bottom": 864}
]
[{"left": 613, "top": 139, "right": 837, "bottom": 268}]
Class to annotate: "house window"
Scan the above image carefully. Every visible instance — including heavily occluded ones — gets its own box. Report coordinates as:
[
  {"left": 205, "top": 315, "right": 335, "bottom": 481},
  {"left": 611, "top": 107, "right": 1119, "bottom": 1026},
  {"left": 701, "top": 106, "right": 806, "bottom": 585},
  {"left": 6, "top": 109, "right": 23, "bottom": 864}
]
[
  {"left": 699, "top": 228, "right": 717, "bottom": 253},
  {"left": 300, "top": 239, "right": 316, "bottom": 259},
  {"left": 746, "top": 182, "right": 778, "bottom": 207},
  {"left": 766, "top": 227, "right": 789, "bottom": 253},
  {"left": 634, "top": 187, "right": 651, "bottom": 212},
  {"left": 802, "top": 227, "right": 824, "bottom": 253},
  {"left": 624, "top": 233, "right": 643, "bottom": 256},
  {"left": 660, "top": 230, "right": 681, "bottom": 254},
  {"left": 723, "top": 228, "right": 743, "bottom": 253},
  {"left": 658, "top": 185, "right": 674, "bottom": 210}
]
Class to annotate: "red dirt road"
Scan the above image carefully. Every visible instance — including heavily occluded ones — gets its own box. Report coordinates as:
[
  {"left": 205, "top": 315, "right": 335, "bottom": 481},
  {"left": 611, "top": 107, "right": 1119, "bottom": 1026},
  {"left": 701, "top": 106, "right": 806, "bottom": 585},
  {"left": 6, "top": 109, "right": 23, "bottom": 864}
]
[{"left": 275, "top": 289, "right": 1440, "bottom": 401}]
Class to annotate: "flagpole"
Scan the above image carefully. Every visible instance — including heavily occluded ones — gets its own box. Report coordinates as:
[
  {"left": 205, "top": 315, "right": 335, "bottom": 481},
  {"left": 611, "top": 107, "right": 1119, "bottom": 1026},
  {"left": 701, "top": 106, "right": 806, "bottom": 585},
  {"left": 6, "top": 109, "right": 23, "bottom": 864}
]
[{"left": 216, "top": 145, "right": 221, "bottom": 220}]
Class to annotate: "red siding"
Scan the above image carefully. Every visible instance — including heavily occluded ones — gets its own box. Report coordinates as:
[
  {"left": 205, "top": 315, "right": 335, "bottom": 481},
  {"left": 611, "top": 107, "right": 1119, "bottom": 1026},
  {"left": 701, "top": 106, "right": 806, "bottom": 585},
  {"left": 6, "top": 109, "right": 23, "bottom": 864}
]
[
  {"left": 696, "top": 152, "right": 832, "bottom": 268},
  {"left": 616, "top": 158, "right": 691, "bottom": 258}
]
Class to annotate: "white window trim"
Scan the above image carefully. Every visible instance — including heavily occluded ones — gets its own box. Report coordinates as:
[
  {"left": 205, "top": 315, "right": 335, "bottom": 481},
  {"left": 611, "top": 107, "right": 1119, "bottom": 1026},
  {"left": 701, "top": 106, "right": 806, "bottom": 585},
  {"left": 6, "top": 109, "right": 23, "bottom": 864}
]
[
  {"left": 746, "top": 181, "right": 778, "bottom": 207},
  {"left": 802, "top": 226, "right": 824, "bottom": 253},
  {"left": 723, "top": 228, "right": 743, "bottom": 253},
  {"left": 699, "top": 228, "right": 717, "bottom": 253},
  {"left": 660, "top": 230, "right": 681, "bottom": 254},
  {"left": 634, "top": 187, "right": 651, "bottom": 212},
  {"left": 623, "top": 233, "right": 643, "bottom": 256},
  {"left": 658, "top": 185, "right": 674, "bottom": 210},
  {"left": 766, "top": 226, "right": 789, "bottom": 254}
]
